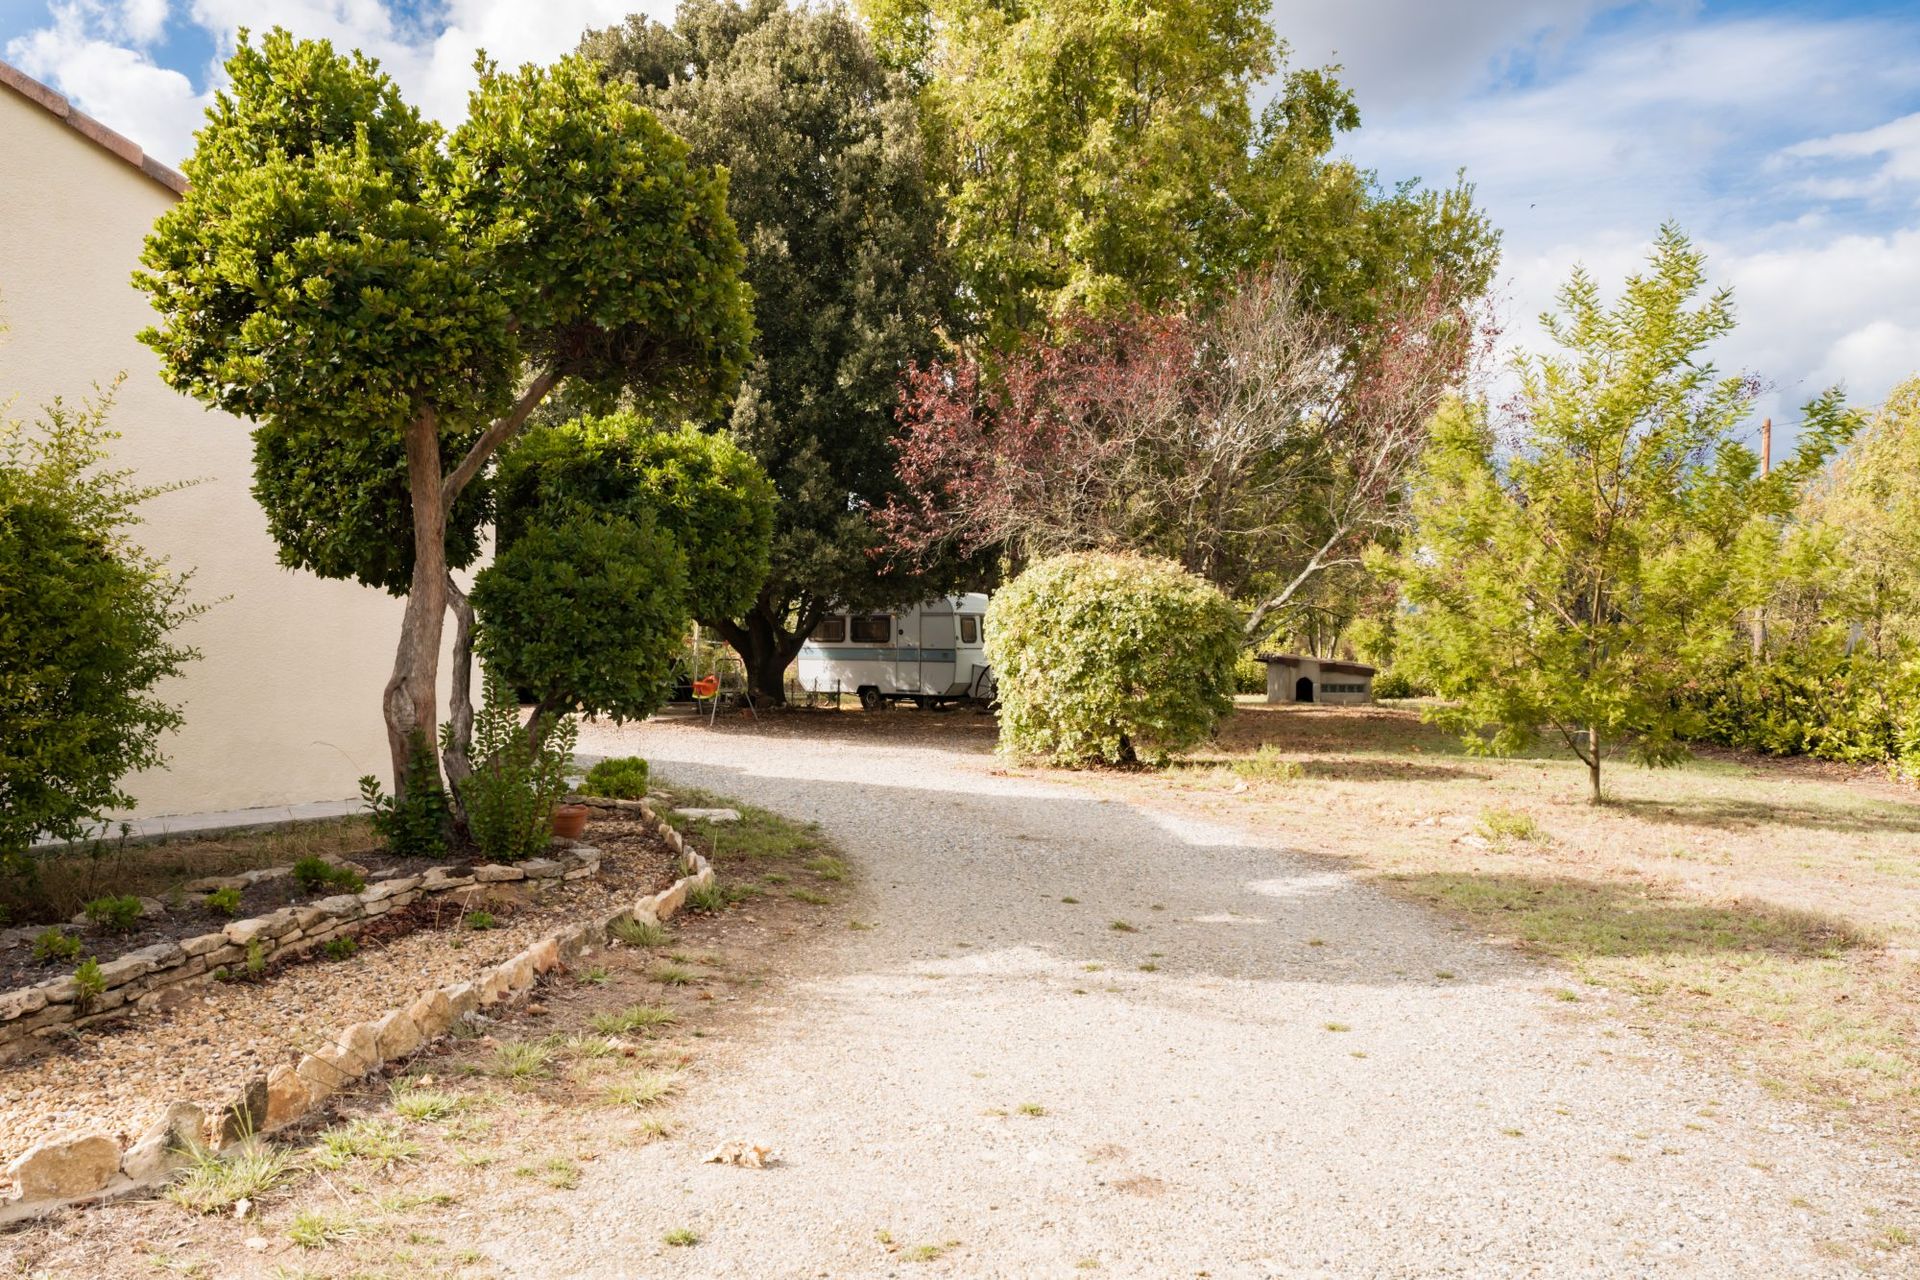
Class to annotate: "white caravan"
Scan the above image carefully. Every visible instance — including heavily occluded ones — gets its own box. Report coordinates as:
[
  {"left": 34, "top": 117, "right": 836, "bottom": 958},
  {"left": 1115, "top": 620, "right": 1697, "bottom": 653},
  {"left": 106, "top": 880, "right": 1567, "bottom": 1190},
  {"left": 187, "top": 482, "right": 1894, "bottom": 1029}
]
[{"left": 795, "top": 593, "right": 993, "bottom": 710}]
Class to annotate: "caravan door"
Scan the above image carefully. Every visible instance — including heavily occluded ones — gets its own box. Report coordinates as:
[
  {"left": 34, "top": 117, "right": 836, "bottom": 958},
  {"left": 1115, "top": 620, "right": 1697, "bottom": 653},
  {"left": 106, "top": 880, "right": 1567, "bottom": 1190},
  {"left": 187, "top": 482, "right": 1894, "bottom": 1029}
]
[{"left": 917, "top": 600, "right": 958, "bottom": 696}]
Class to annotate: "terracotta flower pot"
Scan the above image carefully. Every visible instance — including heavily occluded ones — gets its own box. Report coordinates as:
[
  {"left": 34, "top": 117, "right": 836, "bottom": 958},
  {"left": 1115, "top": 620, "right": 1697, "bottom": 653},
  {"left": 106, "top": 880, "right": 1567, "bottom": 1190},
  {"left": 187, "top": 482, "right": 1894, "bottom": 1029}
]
[{"left": 551, "top": 802, "right": 590, "bottom": 841}]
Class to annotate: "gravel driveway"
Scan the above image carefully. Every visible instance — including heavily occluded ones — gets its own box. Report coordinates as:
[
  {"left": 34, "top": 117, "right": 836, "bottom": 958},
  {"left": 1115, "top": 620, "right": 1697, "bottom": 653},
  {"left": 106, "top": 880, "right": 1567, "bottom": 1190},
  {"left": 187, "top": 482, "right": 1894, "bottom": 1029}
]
[{"left": 503, "top": 714, "right": 1908, "bottom": 1278}]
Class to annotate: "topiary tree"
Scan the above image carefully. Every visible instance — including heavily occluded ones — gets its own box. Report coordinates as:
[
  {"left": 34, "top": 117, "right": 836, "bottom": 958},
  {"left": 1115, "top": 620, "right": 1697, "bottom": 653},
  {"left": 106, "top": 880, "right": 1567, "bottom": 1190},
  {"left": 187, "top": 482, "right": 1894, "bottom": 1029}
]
[
  {"left": 136, "top": 30, "right": 752, "bottom": 801},
  {"left": 0, "top": 389, "right": 202, "bottom": 882},
  {"left": 494, "top": 414, "right": 773, "bottom": 623},
  {"left": 469, "top": 512, "right": 690, "bottom": 741},
  {"left": 986, "top": 551, "right": 1241, "bottom": 765}
]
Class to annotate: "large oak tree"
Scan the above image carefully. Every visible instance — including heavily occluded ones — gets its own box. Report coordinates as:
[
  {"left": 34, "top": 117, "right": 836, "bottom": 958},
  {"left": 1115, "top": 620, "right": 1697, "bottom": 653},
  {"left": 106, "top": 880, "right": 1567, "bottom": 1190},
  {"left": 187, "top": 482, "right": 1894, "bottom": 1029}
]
[{"left": 582, "top": 0, "right": 953, "bottom": 702}]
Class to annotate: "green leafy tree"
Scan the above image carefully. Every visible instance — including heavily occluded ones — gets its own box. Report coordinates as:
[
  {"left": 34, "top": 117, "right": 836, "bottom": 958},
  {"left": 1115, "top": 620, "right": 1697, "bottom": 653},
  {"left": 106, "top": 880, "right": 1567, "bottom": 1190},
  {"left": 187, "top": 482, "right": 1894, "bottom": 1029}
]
[
  {"left": 495, "top": 414, "right": 774, "bottom": 623},
  {"left": 863, "top": 0, "right": 1498, "bottom": 348},
  {"left": 1798, "top": 376, "right": 1920, "bottom": 654},
  {"left": 987, "top": 551, "right": 1240, "bottom": 765},
  {"left": 470, "top": 512, "right": 691, "bottom": 737},
  {"left": 0, "top": 387, "right": 202, "bottom": 876},
  {"left": 1388, "top": 227, "right": 1858, "bottom": 803},
  {"left": 582, "top": 0, "right": 953, "bottom": 702},
  {"left": 136, "top": 30, "right": 751, "bottom": 797}
]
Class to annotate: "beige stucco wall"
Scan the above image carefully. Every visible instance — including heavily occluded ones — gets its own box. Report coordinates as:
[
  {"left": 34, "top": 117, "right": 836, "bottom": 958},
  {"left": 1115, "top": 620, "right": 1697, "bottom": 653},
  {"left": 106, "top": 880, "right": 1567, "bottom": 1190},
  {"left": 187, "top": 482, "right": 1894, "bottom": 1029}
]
[{"left": 0, "top": 87, "right": 461, "bottom": 818}]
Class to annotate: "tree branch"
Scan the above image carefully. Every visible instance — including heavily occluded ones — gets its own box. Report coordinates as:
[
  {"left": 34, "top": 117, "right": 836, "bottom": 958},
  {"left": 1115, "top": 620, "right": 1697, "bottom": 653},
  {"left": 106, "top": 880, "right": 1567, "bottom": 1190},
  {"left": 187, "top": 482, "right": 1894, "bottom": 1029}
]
[{"left": 442, "top": 368, "right": 560, "bottom": 506}]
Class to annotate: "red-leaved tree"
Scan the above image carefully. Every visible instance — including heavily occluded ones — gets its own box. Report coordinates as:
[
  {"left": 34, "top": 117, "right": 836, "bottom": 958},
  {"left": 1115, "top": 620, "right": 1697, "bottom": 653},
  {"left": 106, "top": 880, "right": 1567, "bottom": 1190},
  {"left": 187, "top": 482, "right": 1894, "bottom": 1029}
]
[{"left": 880, "top": 267, "right": 1485, "bottom": 643}]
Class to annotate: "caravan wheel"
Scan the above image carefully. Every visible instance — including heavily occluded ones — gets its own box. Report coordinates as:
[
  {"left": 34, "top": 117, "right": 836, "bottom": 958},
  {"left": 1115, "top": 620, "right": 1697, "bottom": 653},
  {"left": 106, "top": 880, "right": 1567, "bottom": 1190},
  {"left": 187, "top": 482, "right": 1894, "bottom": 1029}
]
[{"left": 858, "top": 686, "right": 885, "bottom": 712}]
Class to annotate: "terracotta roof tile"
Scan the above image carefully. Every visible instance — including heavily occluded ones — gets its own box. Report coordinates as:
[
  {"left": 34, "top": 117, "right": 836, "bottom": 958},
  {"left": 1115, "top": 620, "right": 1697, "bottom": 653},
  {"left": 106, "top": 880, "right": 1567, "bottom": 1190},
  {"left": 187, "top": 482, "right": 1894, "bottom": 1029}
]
[{"left": 0, "top": 57, "right": 186, "bottom": 196}]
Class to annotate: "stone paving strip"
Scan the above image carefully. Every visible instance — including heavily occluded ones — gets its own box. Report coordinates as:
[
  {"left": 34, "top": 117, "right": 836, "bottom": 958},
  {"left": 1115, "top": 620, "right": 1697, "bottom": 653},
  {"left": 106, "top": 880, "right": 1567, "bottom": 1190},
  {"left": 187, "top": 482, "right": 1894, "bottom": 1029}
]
[{"left": 0, "top": 798, "right": 710, "bottom": 1223}]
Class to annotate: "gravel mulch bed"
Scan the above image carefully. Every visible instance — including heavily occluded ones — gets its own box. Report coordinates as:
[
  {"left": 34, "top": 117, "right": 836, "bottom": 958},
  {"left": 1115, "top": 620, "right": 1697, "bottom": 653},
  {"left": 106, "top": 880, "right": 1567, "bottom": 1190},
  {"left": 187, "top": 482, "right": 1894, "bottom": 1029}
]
[
  {"left": 0, "top": 810, "right": 678, "bottom": 1162},
  {"left": 0, "top": 850, "right": 453, "bottom": 991}
]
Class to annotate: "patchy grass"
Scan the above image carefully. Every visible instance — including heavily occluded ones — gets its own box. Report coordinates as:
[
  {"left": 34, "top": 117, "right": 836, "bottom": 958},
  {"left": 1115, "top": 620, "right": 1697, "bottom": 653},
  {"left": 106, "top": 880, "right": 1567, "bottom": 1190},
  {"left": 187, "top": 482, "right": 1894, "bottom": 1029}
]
[
  {"left": 288, "top": 1208, "right": 363, "bottom": 1250},
  {"left": 591, "top": 1004, "right": 679, "bottom": 1036},
  {"left": 609, "top": 916, "right": 670, "bottom": 948},
  {"left": 166, "top": 1141, "right": 305, "bottom": 1215},
  {"left": 649, "top": 961, "right": 698, "bottom": 986},
  {"left": 312, "top": 1119, "right": 420, "bottom": 1172},
  {"left": 664, "top": 1226, "right": 700, "bottom": 1247},
  {"left": 662, "top": 786, "right": 835, "bottom": 867},
  {"left": 1084, "top": 701, "right": 1920, "bottom": 1152},
  {"left": 602, "top": 1070, "right": 680, "bottom": 1110},
  {"left": 390, "top": 1081, "right": 463, "bottom": 1122},
  {"left": 487, "top": 1039, "right": 556, "bottom": 1081}
]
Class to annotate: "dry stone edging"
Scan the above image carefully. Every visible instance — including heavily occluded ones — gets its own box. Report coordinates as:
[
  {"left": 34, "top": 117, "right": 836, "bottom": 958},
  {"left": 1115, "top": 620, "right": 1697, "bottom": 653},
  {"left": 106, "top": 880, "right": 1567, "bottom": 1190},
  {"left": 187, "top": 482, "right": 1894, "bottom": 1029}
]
[
  {"left": 0, "top": 848, "right": 605, "bottom": 1061},
  {"left": 0, "top": 799, "right": 710, "bottom": 1224}
]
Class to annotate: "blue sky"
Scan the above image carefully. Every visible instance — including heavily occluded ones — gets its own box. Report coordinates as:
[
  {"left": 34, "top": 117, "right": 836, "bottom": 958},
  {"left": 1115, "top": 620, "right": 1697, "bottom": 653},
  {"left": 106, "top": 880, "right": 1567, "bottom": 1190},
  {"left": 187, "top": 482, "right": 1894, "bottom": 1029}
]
[{"left": 6, "top": 0, "right": 1918, "bottom": 439}]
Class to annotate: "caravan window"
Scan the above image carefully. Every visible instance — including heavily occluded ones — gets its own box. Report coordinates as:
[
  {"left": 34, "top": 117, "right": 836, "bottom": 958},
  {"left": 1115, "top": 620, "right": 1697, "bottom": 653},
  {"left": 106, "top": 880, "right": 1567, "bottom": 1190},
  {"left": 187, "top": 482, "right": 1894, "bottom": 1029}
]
[
  {"left": 958, "top": 615, "right": 980, "bottom": 645},
  {"left": 849, "top": 614, "right": 893, "bottom": 644},
  {"left": 809, "top": 615, "right": 847, "bottom": 643}
]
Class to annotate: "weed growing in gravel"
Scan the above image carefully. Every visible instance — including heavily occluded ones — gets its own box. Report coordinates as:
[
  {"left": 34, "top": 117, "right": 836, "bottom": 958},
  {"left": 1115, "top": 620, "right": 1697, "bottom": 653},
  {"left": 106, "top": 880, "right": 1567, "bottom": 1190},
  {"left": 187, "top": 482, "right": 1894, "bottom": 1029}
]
[
  {"left": 579, "top": 966, "right": 611, "bottom": 985},
  {"left": 805, "top": 855, "right": 848, "bottom": 881},
  {"left": 908, "top": 1241, "right": 960, "bottom": 1262},
  {"left": 1109, "top": 920, "right": 1137, "bottom": 933},
  {"left": 608, "top": 916, "right": 668, "bottom": 948},
  {"left": 488, "top": 1039, "right": 555, "bottom": 1080},
  {"left": 848, "top": 919, "right": 875, "bottom": 931},
  {"left": 1478, "top": 808, "right": 1545, "bottom": 845},
  {"left": 1137, "top": 962, "right": 1159, "bottom": 972},
  {"left": 689, "top": 880, "right": 753, "bottom": 912},
  {"left": 1017, "top": 1102, "right": 1046, "bottom": 1117},
  {"left": 591, "top": 1004, "right": 678, "bottom": 1036},
  {"left": 602, "top": 1070, "right": 679, "bottom": 1110},
  {"left": 1060, "top": 896, "right": 1080, "bottom": 904},
  {"left": 287, "top": 1209, "right": 360, "bottom": 1249},
  {"left": 664, "top": 1227, "right": 699, "bottom": 1247},
  {"left": 464, "top": 910, "right": 498, "bottom": 930},
  {"left": 390, "top": 1081, "right": 462, "bottom": 1122},
  {"left": 650, "top": 962, "right": 696, "bottom": 986},
  {"left": 312, "top": 1119, "right": 419, "bottom": 1171},
  {"left": 789, "top": 888, "right": 831, "bottom": 905},
  {"left": 30, "top": 927, "right": 82, "bottom": 962},
  {"left": 514, "top": 1157, "right": 579, "bottom": 1189},
  {"left": 1323, "top": 1022, "right": 1351, "bottom": 1032},
  {"left": 166, "top": 1141, "right": 303, "bottom": 1214}
]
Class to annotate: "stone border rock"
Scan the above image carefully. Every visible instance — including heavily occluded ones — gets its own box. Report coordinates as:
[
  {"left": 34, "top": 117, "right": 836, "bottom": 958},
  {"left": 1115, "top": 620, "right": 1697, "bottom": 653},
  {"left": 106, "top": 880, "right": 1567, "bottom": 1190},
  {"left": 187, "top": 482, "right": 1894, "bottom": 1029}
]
[
  {"left": 0, "top": 848, "right": 605, "bottom": 1062},
  {"left": 0, "top": 799, "right": 708, "bottom": 1224}
]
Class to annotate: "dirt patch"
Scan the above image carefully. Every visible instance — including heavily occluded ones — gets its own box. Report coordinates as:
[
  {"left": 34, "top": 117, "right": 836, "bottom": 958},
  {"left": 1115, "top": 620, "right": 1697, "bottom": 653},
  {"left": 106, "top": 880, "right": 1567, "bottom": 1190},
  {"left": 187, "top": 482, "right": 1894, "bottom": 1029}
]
[{"left": 0, "top": 809, "right": 679, "bottom": 1164}]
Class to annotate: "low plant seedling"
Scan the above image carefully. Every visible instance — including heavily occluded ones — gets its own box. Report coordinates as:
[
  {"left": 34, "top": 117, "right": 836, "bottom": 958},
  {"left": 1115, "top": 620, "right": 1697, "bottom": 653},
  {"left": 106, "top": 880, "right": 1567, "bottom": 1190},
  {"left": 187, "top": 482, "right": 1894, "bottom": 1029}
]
[
  {"left": 31, "top": 927, "right": 82, "bottom": 962},
  {"left": 83, "top": 893, "right": 142, "bottom": 934},
  {"left": 663, "top": 1226, "right": 699, "bottom": 1248},
  {"left": 465, "top": 910, "right": 498, "bottom": 931},
  {"left": 292, "top": 855, "right": 365, "bottom": 895},
  {"left": 204, "top": 886, "right": 242, "bottom": 917},
  {"left": 72, "top": 957, "right": 105, "bottom": 1010},
  {"left": 323, "top": 936, "right": 358, "bottom": 960}
]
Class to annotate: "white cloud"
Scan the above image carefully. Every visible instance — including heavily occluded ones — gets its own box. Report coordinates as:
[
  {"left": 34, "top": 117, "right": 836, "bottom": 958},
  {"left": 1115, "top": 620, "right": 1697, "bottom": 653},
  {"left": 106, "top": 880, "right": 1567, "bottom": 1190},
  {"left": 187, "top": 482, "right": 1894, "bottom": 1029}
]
[
  {"left": 9, "top": 0, "right": 671, "bottom": 162},
  {"left": 1777, "top": 112, "right": 1920, "bottom": 202},
  {"left": 7, "top": 5, "right": 209, "bottom": 156}
]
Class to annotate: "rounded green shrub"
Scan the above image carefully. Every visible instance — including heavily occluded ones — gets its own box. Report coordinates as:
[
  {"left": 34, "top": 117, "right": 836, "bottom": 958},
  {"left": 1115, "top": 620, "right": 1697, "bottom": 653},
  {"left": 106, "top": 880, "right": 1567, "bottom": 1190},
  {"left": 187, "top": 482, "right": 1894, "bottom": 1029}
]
[
  {"left": 583, "top": 757, "right": 650, "bottom": 800},
  {"left": 986, "top": 552, "right": 1241, "bottom": 765}
]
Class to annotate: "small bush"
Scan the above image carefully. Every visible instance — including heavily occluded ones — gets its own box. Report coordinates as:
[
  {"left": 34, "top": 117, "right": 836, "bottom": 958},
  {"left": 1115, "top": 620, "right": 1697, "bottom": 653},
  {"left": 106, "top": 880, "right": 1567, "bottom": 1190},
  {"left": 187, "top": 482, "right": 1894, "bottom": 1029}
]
[
  {"left": 292, "top": 855, "right": 363, "bottom": 895},
  {"left": 988, "top": 552, "right": 1241, "bottom": 765},
  {"left": 583, "top": 756, "right": 650, "bottom": 799},
  {"left": 465, "top": 910, "right": 497, "bottom": 930},
  {"left": 459, "top": 674, "right": 576, "bottom": 863},
  {"left": 357, "top": 731, "right": 449, "bottom": 859},
  {"left": 31, "top": 927, "right": 82, "bottom": 962},
  {"left": 204, "top": 885, "right": 243, "bottom": 916},
  {"left": 72, "top": 956, "right": 105, "bottom": 1009},
  {"left": 1370, "top": 669, "right": 1420, "bottom": 699},
  {"left": 323, "top": 936, "right": 358, "bottom": 960},
  {"left": 83, "top": 893, "right": 143, "bottom": 933}
]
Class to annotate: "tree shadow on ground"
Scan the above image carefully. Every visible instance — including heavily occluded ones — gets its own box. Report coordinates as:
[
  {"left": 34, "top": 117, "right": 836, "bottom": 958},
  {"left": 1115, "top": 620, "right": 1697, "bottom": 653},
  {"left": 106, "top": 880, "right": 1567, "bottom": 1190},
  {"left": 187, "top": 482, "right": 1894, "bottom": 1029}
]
[
  {"left": 1380, "top": 870, "right": 1881, "bottom": 961},
  {"left": 1610, "top": 794, "right": 1920, "bottom": 837}
]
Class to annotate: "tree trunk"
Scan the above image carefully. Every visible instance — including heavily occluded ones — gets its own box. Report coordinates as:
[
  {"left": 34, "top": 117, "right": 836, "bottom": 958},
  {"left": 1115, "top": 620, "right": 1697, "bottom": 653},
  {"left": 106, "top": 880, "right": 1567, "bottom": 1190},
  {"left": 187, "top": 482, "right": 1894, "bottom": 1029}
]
[
  {"left": 382, "top": 410, "right": 450, "bottom": 799},
  {"left": 442, "top": 573, "right": 477, "bottom": 810},
  {"left": 1587, "top": 728, "right": 1602, "bottom": 804},
  {"left": 712, "top": 601, "right": 810, "bottom": 706}
]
